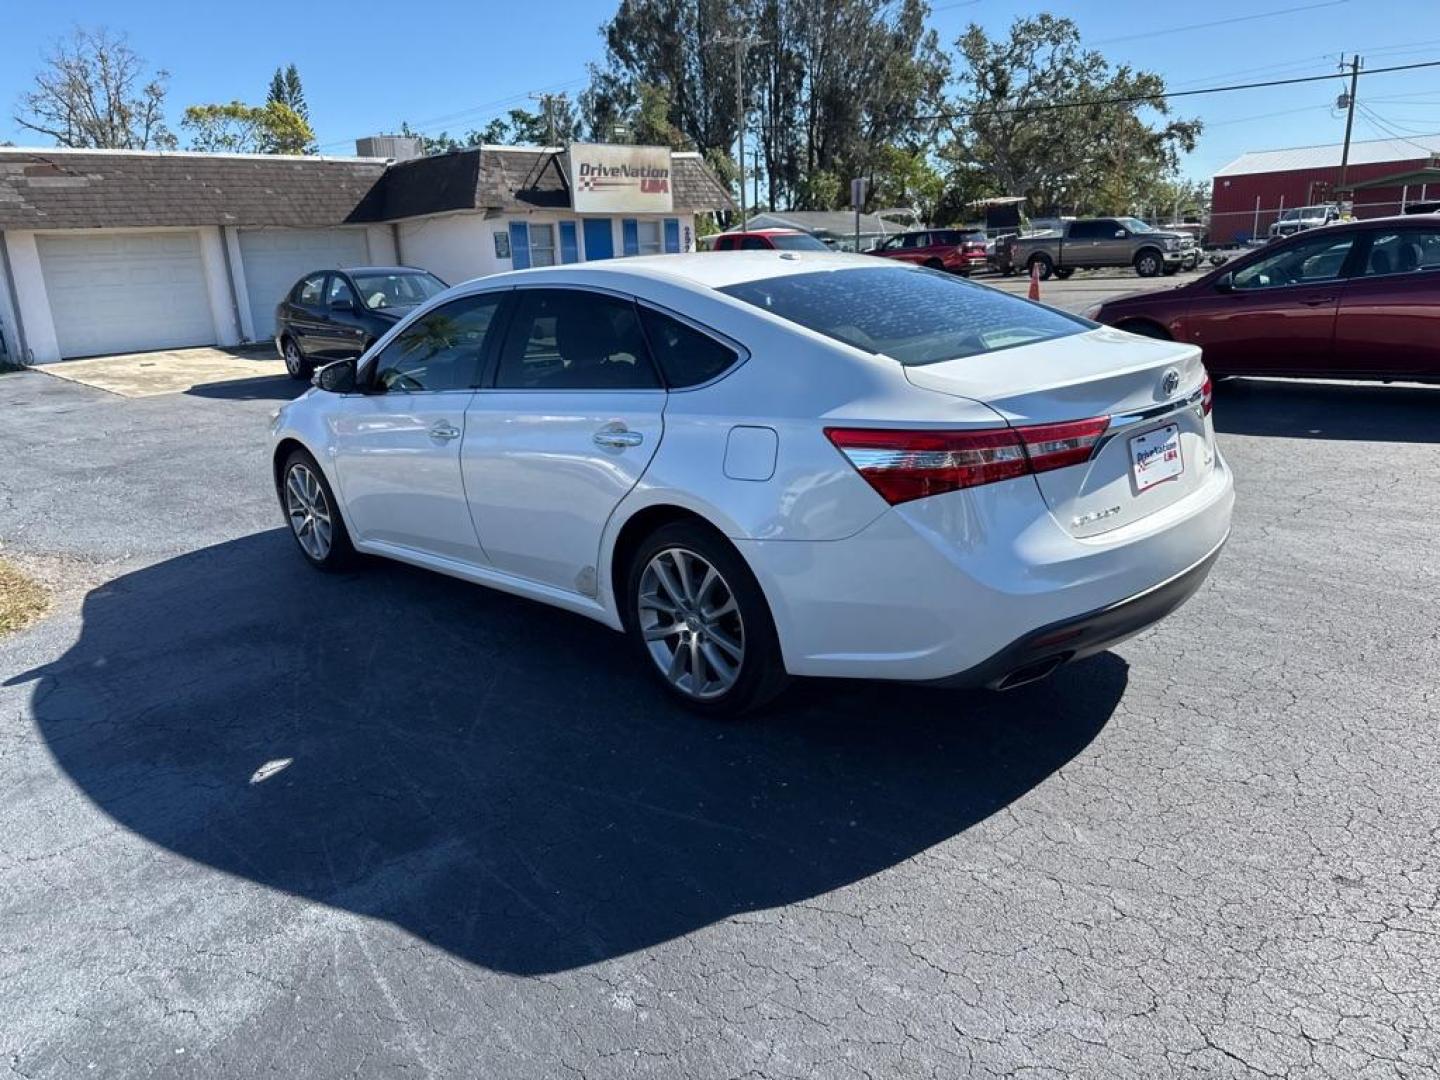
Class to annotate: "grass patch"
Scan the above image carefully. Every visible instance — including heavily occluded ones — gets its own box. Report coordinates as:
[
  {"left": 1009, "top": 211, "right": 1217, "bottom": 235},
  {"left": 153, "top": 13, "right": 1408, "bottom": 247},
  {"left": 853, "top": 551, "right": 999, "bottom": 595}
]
[{"left": 0, "top": 558, "right": 49, "bottom": 636}]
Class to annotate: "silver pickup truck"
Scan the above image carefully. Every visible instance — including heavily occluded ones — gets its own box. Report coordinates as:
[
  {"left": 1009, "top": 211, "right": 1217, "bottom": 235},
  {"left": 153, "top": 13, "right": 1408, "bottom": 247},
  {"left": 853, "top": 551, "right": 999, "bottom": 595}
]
[{"left": 1006, "top": 217, "right": 1198, "bottom": 279}]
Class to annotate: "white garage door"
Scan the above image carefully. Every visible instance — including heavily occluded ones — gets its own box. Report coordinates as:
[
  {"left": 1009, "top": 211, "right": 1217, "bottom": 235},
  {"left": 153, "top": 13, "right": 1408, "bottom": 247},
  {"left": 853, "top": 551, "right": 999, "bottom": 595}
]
[
  {"left": 239, "top": 228, "right": 369, "bottom": 339},
  {"left": 38, "top": 232, "right": 216, "bottom": 360}
]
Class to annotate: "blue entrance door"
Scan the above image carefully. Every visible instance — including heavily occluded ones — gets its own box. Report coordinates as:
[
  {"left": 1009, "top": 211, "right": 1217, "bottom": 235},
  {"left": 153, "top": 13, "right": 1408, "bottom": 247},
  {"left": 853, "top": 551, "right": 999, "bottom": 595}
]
[{"left": 582, "top": 218, "right": 614, "bottom": 261}]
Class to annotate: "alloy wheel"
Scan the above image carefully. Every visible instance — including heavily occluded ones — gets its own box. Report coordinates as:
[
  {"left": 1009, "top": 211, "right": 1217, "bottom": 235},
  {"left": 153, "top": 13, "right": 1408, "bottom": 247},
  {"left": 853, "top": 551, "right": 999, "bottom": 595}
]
[
  {"left": 285, "top": 463, "right": 333, "bottom": 561},
  {"left": 284, "top": 340, "right": 303, "bottom": 377},
  {"left": 637, "top": 547, "right": 745, "bottom": 700}
]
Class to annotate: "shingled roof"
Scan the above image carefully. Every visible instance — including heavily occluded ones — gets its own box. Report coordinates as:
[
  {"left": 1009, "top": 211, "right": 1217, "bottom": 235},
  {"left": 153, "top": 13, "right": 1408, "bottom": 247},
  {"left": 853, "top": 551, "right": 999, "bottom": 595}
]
[
  {"left": 362, "top": 147, "right": 734, "bottom": 221},
  {"left": 0, "top": 146, "right": 734, "bottom": 231},
  {"left": 0, "top": 149, "right": 387, "bottom": 230}
]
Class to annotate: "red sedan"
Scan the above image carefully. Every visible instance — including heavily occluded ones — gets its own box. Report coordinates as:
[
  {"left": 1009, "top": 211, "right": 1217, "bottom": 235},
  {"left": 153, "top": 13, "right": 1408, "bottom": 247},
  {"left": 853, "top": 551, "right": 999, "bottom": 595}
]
[
  {"left": 867, "top": 229, "right": 988, "bottom": 276},
  {"left": 1091, "top": 215, "right": 1440, "bottom": 381}
]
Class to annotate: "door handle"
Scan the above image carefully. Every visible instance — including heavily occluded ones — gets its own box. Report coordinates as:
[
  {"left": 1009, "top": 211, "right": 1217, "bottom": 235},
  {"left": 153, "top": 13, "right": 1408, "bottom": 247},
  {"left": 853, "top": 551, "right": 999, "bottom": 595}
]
[
  {"left": 1300, "top": 296, "right": 1335, "bottom": 306},
  {"left": 593, "top": 427, "right": 643, "bottom": 449},
  {"left": 429, "top": 421, "right": 461, "bottom": 442}
]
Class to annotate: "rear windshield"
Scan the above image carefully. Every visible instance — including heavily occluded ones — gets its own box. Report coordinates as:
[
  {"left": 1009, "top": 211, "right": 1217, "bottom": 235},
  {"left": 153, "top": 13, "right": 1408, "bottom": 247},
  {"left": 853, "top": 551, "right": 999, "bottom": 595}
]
[
  {"left": 719, "top": 266, "right": 1090, "bottom": 366},
  {"left": 767, "top": 232, "right": 830, "bottom": 251}
]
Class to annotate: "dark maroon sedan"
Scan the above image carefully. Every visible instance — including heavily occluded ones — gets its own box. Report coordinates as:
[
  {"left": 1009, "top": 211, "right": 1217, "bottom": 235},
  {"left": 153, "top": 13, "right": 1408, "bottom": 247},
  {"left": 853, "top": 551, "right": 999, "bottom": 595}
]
[{"left": 1090, "top": 215, "right": 1440, "bottom": 382}]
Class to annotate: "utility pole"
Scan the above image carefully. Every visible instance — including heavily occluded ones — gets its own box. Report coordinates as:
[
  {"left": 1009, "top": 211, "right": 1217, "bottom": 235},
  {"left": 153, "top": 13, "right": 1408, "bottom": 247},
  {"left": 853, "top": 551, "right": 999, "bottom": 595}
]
[
  {"left": 529, "top": 92, "right": 566, "bottom": 147},
  {"left": 1337, "top": 55, "right": 1363, "bottom": 197},
  {"left": 713, "top": 33, "right": 765, "bottom": 227}
]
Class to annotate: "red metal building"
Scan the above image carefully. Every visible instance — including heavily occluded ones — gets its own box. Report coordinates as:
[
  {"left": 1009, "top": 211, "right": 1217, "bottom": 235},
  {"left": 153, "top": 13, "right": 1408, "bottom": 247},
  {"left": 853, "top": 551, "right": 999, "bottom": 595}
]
[{"left": 1210, "top": 134, "right": 1440, "bottom": 245}]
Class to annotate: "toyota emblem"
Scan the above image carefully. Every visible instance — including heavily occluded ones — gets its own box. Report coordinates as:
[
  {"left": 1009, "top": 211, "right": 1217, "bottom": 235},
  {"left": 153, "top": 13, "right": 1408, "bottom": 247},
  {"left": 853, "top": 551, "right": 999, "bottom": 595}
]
[{"left": 1161, "top": 369, "right": 1181, "bottom": 397}]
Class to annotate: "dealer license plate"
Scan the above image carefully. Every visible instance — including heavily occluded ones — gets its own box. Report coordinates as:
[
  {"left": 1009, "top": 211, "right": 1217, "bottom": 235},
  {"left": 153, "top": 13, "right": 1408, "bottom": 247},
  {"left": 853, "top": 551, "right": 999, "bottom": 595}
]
[{"left": 1130, "top": 424, "right": 1183, "bottom": 492}]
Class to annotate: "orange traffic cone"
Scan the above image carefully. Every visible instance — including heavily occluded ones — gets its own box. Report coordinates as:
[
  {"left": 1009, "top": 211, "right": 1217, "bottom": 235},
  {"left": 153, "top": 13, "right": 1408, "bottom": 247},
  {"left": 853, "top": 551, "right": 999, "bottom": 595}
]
[{"left": 1028, "top": 260, "right": 1041, "bottom": 301}]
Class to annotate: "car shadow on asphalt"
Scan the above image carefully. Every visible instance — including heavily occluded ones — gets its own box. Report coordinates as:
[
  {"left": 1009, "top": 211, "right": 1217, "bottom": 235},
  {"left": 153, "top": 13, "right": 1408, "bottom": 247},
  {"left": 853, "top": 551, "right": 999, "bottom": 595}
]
[
  {"left": 185, "top": 375, "right": 308, "bottom": 402},
  {"left": 1213, "top": 378, "right": 1440, "bottom": 443},
  {"left": 7, "top": 530, "right": 1126, "bottom": 975}
]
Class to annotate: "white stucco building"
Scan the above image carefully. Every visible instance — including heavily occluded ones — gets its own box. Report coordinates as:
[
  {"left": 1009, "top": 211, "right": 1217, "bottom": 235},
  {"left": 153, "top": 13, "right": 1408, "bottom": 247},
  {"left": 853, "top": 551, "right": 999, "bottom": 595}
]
[{"left": 0, "top": 142, "right": 733, "bottom": 364}]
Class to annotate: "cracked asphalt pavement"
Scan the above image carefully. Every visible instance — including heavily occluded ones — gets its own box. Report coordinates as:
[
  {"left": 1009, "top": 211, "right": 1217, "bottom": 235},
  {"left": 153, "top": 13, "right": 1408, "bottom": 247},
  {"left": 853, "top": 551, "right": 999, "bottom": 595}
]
[{"left": 1, "top": 350, "right": 1437, "bottom": 1078}]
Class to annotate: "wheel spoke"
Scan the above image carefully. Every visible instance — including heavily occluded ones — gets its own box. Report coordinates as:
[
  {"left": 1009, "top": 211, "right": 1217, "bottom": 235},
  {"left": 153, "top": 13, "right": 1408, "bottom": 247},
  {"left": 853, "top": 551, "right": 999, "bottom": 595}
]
[
  {"left": 643, "top": 623, "right": 678, "bottom": 642},
  {"left": 707, "top": 625, "right": 743, "bottom": 662},
  {"left": 651, "top": 558, "right": 687, "bottom": 610},
  {"left": 700, "top": 641, "right": 736, "bottom": 686},
  {"left": 695, "top": 565, "right": 718, "bottom": 608},
  {"left": 666, "top": 640, "right": 688, "bottom": 684},
  {"left": 674, "top": 550, "right": 700, "bottom": 605},
  {"left": 703, "top": 593, "right": 737, "bottom": 621}
]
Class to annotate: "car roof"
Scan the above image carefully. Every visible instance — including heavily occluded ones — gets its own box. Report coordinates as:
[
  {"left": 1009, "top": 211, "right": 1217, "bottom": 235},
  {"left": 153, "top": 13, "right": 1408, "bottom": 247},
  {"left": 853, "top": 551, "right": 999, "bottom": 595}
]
[
  {"left": 719, "top": 228, "right": 808, "bottom": 236},
  {"left": 454, "top": 251, "right": 905, "bottom": 294},
  {"left": 338, "top": 265, "right": 433, "bottom": 275}
]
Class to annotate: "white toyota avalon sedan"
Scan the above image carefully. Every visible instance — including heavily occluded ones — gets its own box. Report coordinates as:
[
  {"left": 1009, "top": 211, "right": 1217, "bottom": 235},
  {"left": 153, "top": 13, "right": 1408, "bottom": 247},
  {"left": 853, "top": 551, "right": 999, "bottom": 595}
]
[{"left": 270, "top": 252, "right": 1233, "bottom": 715}]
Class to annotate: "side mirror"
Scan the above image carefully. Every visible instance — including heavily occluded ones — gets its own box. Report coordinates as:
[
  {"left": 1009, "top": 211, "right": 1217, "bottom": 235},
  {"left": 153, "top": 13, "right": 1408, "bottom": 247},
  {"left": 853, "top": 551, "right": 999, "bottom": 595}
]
[
  {"left": 313, "top": 358, "right": 357, "bottom": 393},
  {"left": 330, "top": 297, "right": 355, "bottom": 313},
  {"left": 1214, "top": 272, "right": 1235, "bottom": 294},
  {"left": 1115, "top": 230, "right": 1128, "bottom": 238}
]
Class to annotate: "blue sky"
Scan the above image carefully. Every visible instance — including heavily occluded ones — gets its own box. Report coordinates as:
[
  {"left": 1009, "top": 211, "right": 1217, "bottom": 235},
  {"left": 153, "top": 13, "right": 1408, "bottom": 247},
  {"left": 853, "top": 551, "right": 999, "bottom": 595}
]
[{"left": 2, "top": 0, "right": 1437, "bottom": 181}]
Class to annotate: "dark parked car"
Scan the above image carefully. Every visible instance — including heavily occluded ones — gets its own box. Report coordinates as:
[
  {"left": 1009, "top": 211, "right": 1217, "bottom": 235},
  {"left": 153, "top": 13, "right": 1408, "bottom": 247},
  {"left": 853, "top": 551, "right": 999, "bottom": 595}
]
[
  {"left": 867, "top": 229, "right": 988, "bottom": 275},
  {"left": 276, "top": 266, "right": 448, "bottom": 379},
  {"left": 1090, "top": 216, "right": 1440, "bottom": 382}
]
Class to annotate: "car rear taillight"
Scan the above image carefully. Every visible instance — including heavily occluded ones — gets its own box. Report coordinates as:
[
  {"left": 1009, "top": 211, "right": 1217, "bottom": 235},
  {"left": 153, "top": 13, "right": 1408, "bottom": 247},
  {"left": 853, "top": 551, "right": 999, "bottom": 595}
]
[
  {"left": 825, "top": 417, "right": 1108, "bottom": 506},
  {"left": 1201, "top": 375, "right": 1213, "bottom": 416}
]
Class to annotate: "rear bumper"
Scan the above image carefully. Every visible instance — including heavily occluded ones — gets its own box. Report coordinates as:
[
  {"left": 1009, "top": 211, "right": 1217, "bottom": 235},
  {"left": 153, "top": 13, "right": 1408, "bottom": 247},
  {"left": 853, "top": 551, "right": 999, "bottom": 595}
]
[
  {"left": 737, "top": 449, "right": 1234, "bottom": 682},
  {"left": 924, "top": 535, "right": 1226, "bottom": 690}
]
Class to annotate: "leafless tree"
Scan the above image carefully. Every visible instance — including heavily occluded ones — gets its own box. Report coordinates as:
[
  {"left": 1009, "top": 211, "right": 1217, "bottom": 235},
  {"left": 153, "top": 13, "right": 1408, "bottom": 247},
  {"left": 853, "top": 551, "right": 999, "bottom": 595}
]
[{"left": 14, "top": 27, "right": 176, "bottom": 150}]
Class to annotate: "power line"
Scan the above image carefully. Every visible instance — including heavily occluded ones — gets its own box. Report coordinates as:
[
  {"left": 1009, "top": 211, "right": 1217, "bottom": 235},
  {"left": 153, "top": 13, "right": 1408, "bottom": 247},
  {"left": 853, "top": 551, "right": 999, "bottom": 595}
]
[
  {"left": 1090, "top": 0, "right": 1350, "bottom": 46},
  {"left": 914, "top": 58, "right": 1440, "bottom": 122}
]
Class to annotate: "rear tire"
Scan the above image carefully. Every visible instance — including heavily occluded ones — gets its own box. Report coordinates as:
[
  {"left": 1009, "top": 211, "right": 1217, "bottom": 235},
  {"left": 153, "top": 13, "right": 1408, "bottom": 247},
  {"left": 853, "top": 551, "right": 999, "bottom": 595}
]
[
  {"left": 625, "top": 521, "right": 788, "bottom": 718},
  {"left": 1028, "top": 254, "right": 1054, "bottom": 281},
  {"left": 280, "top": 449, "right": 357, "bottom": 571},
  {"left": 282, "top": 337, "right": 313, "bottom": 381}
]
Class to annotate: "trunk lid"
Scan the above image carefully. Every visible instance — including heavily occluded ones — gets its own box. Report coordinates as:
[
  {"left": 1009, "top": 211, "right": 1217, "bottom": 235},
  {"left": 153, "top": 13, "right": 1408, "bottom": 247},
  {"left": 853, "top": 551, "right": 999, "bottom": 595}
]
[{"left": 904, "top": 327, "right": 1215, "bottom": 537}]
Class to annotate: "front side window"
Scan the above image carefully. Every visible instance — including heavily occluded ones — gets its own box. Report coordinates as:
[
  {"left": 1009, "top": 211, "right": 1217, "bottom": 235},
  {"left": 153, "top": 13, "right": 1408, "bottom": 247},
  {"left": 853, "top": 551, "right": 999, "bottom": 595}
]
[
  {"left": 371, "top": 294, "right": 502, "bottom": 393},
  {"left": 1358, "top": 228, "right": 1440, "bottom": 277},
  {"left": 351, "top": 271, "right": 447, "bottom": 310},
  {"left": 496, "top": 289, "right": 660, "bottom": 390},
  {"left": 326, "top": 275, "right": 358, "bottom": 308},
  {"left": 296, "top": 273, "right": 326, "bottom": 306},
  {"left": 1232, "top": 233, "right": 1356, "bottom": 290},
  {"left": 721, "top": 266, "right": 1089, "bottom": 366},
  {"left": 636, "top": 220, "right": 663, "bottom": 255},
  {"left": 640, "top": 307, "right": 739, "bottom": 388},
  {"left": 529, "top": 224, "right": 557, "bottom": 268}
]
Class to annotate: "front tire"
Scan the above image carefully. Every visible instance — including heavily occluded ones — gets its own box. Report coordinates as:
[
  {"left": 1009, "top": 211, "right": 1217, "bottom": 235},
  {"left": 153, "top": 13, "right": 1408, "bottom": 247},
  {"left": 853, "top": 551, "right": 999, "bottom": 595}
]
[
  {"left": 280, "top": 449, "right": 356, "bottom": 571},
  {"left": 1134, "top": 250, "right": 1163, "bottom": 278},
  {"left": 626, "top": 522, "right": 788, "bottom": 717},
  {"left": 282, "top": 337, "right": 314, "bottom": 381}
]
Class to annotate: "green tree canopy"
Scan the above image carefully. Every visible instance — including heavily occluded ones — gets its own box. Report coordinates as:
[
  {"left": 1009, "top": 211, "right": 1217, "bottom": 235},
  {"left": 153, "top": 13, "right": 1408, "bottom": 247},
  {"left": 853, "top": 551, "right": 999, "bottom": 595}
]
[
  {"left": 942, "top": 14, "right": 1201, "bottom": 216},
  {"left": 182, "top": 101, "right": 315, "bottom": 155}
]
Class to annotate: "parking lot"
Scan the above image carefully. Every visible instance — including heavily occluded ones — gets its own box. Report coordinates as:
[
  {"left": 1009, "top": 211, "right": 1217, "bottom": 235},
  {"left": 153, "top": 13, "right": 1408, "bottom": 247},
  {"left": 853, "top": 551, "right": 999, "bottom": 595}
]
[{"left": 2, "top": 271, "right": 1438, "bottom": 1078}]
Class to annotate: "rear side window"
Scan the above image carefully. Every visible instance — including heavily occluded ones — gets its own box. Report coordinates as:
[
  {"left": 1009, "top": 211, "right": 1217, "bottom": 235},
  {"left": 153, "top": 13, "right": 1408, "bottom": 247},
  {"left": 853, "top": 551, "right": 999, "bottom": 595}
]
[
  {"left": 497, "top": 289, "right": 660, "bottom": 390},
  {"left": 713, "top": 235, "right": 736, "bottom": 251},
  {"left": 740, "top": 235, "right": 771, "bottom": 250},
  {"left": 720, "top": 266, "right": 1089, "bottom": 366},
  {"left": 640, "top": 308, "right": 739, "bottom": 388}
]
